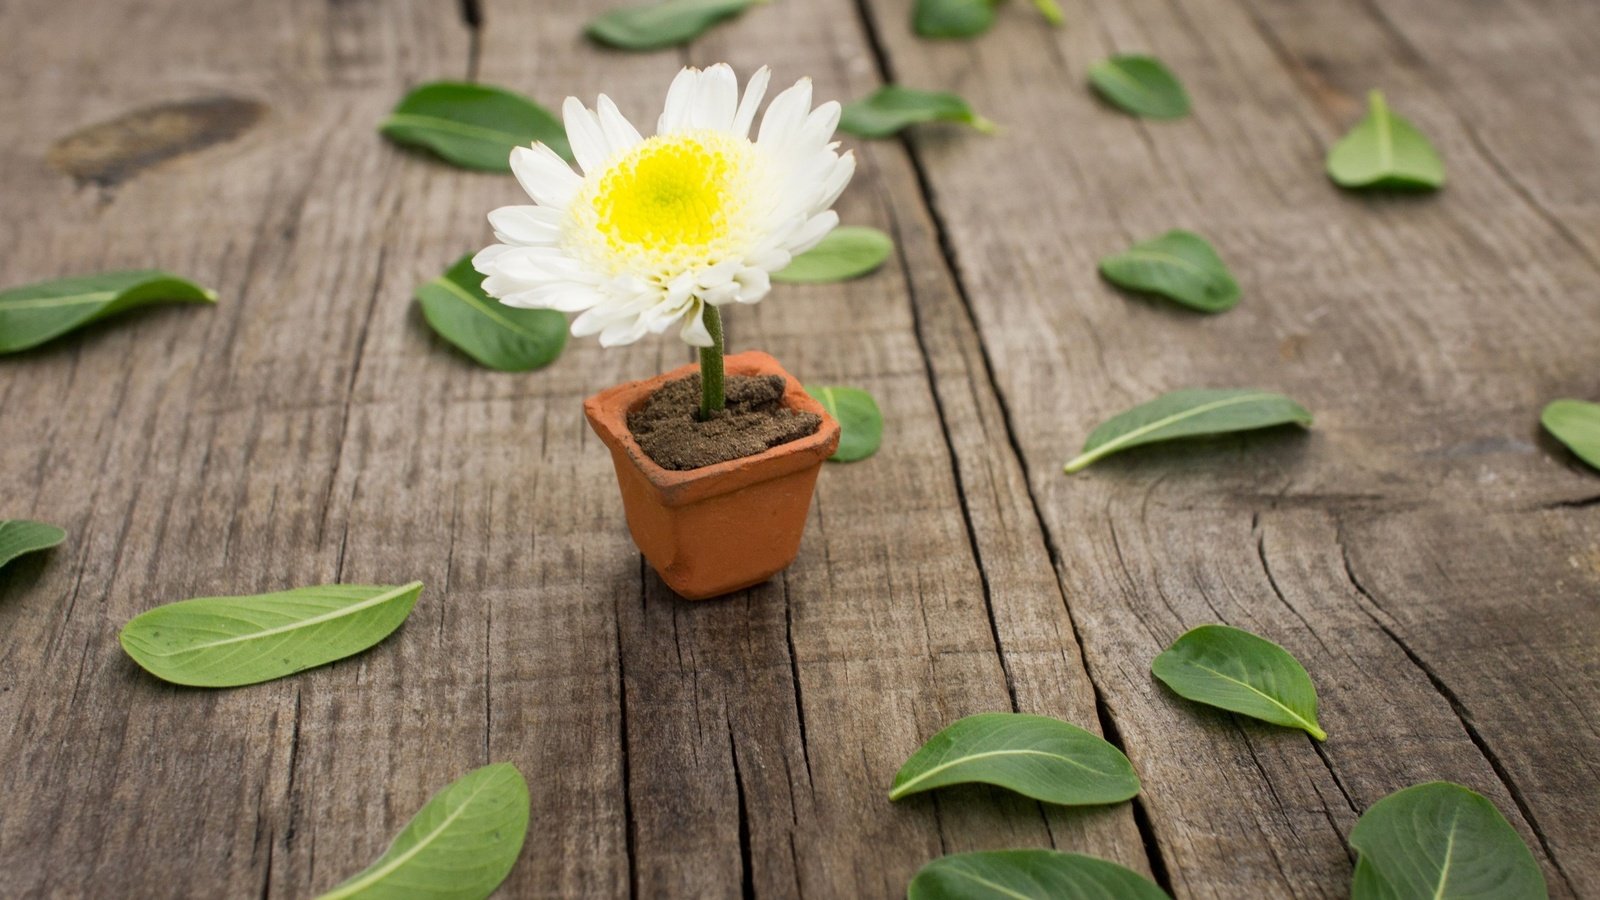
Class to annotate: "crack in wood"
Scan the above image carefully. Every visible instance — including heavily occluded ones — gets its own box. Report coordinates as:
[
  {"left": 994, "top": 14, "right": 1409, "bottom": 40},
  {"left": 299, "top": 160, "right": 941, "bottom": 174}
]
[
  {"left": 1338, "top": 532, "right": 1578, "bottom": 895},
  {"left": 728, "top": 722, "right": 756, "bottom": 900},
  {"left": 617, "top": 561, "right": 641, "bottom": 900}
]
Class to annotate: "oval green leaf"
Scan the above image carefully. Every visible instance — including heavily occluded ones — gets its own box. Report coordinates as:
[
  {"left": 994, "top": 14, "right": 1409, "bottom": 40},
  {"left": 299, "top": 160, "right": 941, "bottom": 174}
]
[
  {"left": 381, "top": 81, "right": 570, "bottom": 171},
  {"left": 0, "top": 520, "right": 67, "bottom": 575},
  {"left": 1064, "top": 388, "right": 1312, "bottom": 473},
  {"left": 1541, "top": 398, "right": 1600, "bottom": 472},
  {"left": 889, "top": 712, "right": 1140, "bottom": 805},
  {"left": 913, "top": 0, "right": 999, "bottom": 38},
  {"left": 1099, "top": 230, "right": 1239, "bottom": 313},
  {"left": 807, "top": 385, "right": 883, "bottom": 463},
  {"left": 0, "top": 270, "right": 215, "bottom": 355},
  {"left": 1152, "top": 624, "right": 1326, "bottom": 740},
  {"left": 839, "top": 86, "right": 997, "bottom": 139},
  {"left": 1327, "top": 90, "right": 1444, "bottom": 191},
  {"left": 1350, "top": 782, "right": 1546, "bottom": 900},
  {"left": 585, "top": 0, "right": 764, "bottom": 51},
  {"left": 909, "top": 850, "right": 1170, "bottom": 900},
  {"left": 317, "top": 763, "right": 531, "bottom": 900},
  {"left": 1088, "top": 55, "right": 1190, "bottom": 120},
  {"left": 774, "top": 227, "right": 895, "bottom": 284},
  {"left": 119, "top": 582, "right": 423, "bottom": 688},
  {"left": 418, "top": 255, "right": 567, "bottom": 371}
]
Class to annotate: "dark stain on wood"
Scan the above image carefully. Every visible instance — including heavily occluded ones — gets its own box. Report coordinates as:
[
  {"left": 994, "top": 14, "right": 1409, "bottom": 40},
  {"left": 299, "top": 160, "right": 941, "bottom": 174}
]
[{"left": 47, "top": 96, "right": 265, "bottom": 186}]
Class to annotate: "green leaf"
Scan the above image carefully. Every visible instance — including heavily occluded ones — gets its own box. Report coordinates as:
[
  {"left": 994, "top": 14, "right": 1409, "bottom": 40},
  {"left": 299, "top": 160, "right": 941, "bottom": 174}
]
[
  {"left": 913, "top": 0, "right": 999, "bottom": 37},
  {"left": 0, "top": 271, "right": 215, "bottom": 355},
  {"left": 585, "top": 0, "right": 764, "bottom": 51},
  {"left": 119, "top": 582, "right": 423, "bottom": 688},
  {"left": 380, "top": 81, "right": 570, "bottom": 171},
  {"left": 1152, "top": 624, "right": 1326, "bottom": 739},
  {"left": 807, "top": 385, "right": 884, "bottom": 462},
  {"left": 1541, "top": 399, "right": 1600, "bottom": 472},
  {"left": 889, "top": 712, "right": 1140, "bottom": 805},
  {"left": 317, "top": 763, "right": 531, "bottom": 900},
  {"left": 1326, "top": 90, "right": 1445, "bottom": 190},
  {"left": 774, "top": 227, "right": 895, "bottom": 283},
  {"left": 1064, "top": 388, "right": 1312, "bottom": 473},
  {"left": 839, "top": 86, "right": 997, "bottom": 139},
  {"left": 1099, "top": 230, "right": 1239, "bottom": 313},
  {"left": 1088, "top": 55, "right": 1190, "bottom": 119},
  {"left": 909, "top": 850, "right": 1171, "bottom": 900},
  {"left": 417, "top": 255, "right": 567, "bottom": 372},
  {"left": 0, "top": 520, "right": 66, "bottom": 575},
  {"left": 1349, "top": 782, "right": 1546, "bottom": 900}
]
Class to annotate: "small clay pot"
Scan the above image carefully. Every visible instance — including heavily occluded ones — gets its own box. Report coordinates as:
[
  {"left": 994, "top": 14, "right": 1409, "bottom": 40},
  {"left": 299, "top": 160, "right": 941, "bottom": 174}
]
[{"left": 584, "top": 350, "right": 841, "bottom": 600}]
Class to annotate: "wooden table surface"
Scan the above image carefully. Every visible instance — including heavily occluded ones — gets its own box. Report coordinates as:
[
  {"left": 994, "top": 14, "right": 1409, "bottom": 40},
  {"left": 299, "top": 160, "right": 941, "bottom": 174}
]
[{"left": 3, "top": 0, "right": 1597, "bottom": 897}]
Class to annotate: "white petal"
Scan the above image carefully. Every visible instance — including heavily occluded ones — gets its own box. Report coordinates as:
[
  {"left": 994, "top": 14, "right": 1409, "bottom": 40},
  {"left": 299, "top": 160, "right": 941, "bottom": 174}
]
[
  {"left": 801, "top": 100, "right": 841, "bottom": 144},
  {"left": 758, "top": 78, "right": 813, "bottom": 149},
  {"left": 815, "top": 151, "right": 857, "bottom": 211},
  {"left": 595, "top": 95, "right": 644, "bottom": 156},
  {"left": 680, "top": 303, "right": 714, "bottom": 346},
  {"left": 487, "top": 206, "right": 562, "bottom": 245},
  {"left": 689, "top": 63, "right": 739, "bottom": 132},
  {"left": 658, "top": 66, "right": 700, "bottom": 133},
  {"left": 510, "top": 145, "right": 580, "bottom": 208},
  {"left": 599, "top": 317, "right": 651, "bottom": 347},
  {"left": 696, "top": 259, "right": 741, "bottom": 289},
  {"left": 733, "top": 267, "right": 771, "bottom": 304},
  {"left": 732, "top": 66, "right": 772, "bottom": 138},
  {"left": 563, "top": 97, "right": 610, "bottom": 174},
  {"left": 472, "top": 243, "right": 516, "bottom": 275},
  {"left": 786, "top": 210, "right": 839, "bottom": 255}
]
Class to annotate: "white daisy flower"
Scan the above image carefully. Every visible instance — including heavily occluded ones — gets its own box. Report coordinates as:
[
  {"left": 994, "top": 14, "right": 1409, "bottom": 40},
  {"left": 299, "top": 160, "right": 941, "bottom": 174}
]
[{"left": 473, "top": 64, "right": 856, "bottom": 349}]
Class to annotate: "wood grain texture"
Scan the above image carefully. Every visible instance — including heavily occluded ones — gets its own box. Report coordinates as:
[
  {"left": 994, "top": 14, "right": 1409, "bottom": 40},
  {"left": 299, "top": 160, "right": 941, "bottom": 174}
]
[{"left": 1, "top": 0, "right": 1596, "bottom": 897}]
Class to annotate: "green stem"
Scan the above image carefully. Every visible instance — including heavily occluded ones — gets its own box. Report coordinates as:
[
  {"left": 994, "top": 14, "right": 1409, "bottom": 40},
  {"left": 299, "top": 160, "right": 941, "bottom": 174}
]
[{"left": 698, "top": 303, "right": 725, "bottom": 420}]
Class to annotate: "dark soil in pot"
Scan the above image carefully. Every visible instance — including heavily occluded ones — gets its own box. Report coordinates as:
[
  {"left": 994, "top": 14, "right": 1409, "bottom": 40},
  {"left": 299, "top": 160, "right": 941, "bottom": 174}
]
[{"left": 627, "top": 373, "right": 822, "bottom": 471}]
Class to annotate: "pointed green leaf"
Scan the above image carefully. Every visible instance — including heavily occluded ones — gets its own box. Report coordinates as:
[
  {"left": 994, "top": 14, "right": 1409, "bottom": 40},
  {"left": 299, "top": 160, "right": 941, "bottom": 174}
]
[
  {"left": 1088, "top": 55, "right": 1190, "bottom": 119},
  {"left": 418, "top": 255, "right": 567, "bottom": 371},
  {"left": 1541, "top": 399, "right": 1600, "bottom": 472},
  {"left": 585, "top": 0, "right": 764, "bottom": 51},
  {"left": 889, "top": 712, "right": 1140, "bottom": 805},
  {"left": 913, "top": 0, "right": 999, "bottom": 37},
  {"left": 381, "top": 81, "right": 570, "bottom": 171},
  {"left": 119, "top": 582, "right": 423, "bottom": 688},
  {"left": 1327, "top": 90, "right": 1444, "bottom": 190},
  {"left": 0, "top": 520, "right": 66, "bottom": 574},
  {"left": 1099, "top": 230, "right": 1239, "bottom": 313},
  {"left": 839, "top": 86, "right": 996, "bottom": 139},
  {"left": 909, "top": 850, "right": 1170, "bottom": 900},
  {"left": 0, "top": 271, "right": 215, "bottom": 354},
  {"left": 1064, "top": 389, "right": 1311, "bottom": 473},
  {"left": 1152, "top": 624, "right": 1326, "bottom": 739},
  {"left": 806, "top": 385, "right": 883, "bottom": 462},
  {"left": 774, "top": 227, "right": 895, "bottom": 283},
  {"left": 1350, "top": 782, "right": 1546, "bottom": 900},
  {"left": 317, "top": 763, "right": 531, "bottom": 900}
]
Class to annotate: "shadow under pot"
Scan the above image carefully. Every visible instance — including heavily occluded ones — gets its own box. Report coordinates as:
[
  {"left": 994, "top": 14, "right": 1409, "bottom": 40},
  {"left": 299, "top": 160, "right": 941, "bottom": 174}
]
[{"left": 583, "top": 350, "right": 840, "bottom": 600}]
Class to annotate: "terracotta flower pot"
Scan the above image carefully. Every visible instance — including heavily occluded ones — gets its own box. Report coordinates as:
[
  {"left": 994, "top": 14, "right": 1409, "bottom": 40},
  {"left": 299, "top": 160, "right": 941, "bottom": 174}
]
[{"left": 583, "top": 350, "right": 841, "bottom": 600}]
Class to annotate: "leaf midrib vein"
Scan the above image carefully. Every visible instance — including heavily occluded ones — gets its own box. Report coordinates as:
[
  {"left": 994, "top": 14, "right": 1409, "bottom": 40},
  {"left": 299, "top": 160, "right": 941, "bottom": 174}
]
[
  {"left": 1187, "top": 661, "right": 1320, "bottom": 734},
  {"left": 317, "top": 775, "right": 502, "bottom": 899},
  {"left": 385, "top": 113, "right": 524, "bottom": 146},
  {"left": 140, "top": 583, "right": 419, "bottom": 656},
  {"left": 892, "top": 748, "right": 1116, "bottom": 797},
  {"left": 1, "top": 290, "right": 119, "bottom": 311},
  {"left": 1068, "top": 392, "right": 1290, "bottom": 471}
]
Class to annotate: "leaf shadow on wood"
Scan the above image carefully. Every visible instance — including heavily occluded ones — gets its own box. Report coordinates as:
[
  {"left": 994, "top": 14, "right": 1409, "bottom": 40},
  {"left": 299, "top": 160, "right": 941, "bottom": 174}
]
[
  {"left": 0, "top": 303, "right": 212, "bottom": 361},
  {"left": 1070, "top": 426, "right": 1314, "bottom": 475},
  {"left": 0, "top": 552, "right": 56, "bottom": 607}
]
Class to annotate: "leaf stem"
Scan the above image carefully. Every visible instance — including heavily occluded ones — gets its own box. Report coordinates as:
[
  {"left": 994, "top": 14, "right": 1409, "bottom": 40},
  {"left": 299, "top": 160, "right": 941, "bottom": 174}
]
[
  {"left": 1032, "top": 0, "right": 1065, "bottom": 26},
  {"left": 698, "top": 303, "right": 725, "bottom": 420}
]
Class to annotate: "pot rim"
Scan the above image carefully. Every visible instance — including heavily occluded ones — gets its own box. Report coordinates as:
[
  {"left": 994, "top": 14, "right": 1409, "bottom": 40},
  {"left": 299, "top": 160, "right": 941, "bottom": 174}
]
[{"left": 583, "top": 350, "right": 842, "bottom": 507}]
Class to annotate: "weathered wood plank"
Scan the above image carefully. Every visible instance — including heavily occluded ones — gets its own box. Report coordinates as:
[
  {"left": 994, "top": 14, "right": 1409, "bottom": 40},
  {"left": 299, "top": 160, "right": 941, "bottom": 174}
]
[
  {"left": 1, "top": 2, "right": 1145, "bottom": 899},
  {"left": 860, "top": 0, "right": 1600, "bottom": 896}
]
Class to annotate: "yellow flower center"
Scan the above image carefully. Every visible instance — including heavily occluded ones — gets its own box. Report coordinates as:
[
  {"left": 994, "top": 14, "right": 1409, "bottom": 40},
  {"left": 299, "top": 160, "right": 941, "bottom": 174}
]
[{"left": 571, "top": 130, "right": 761, "bottom": 280}]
